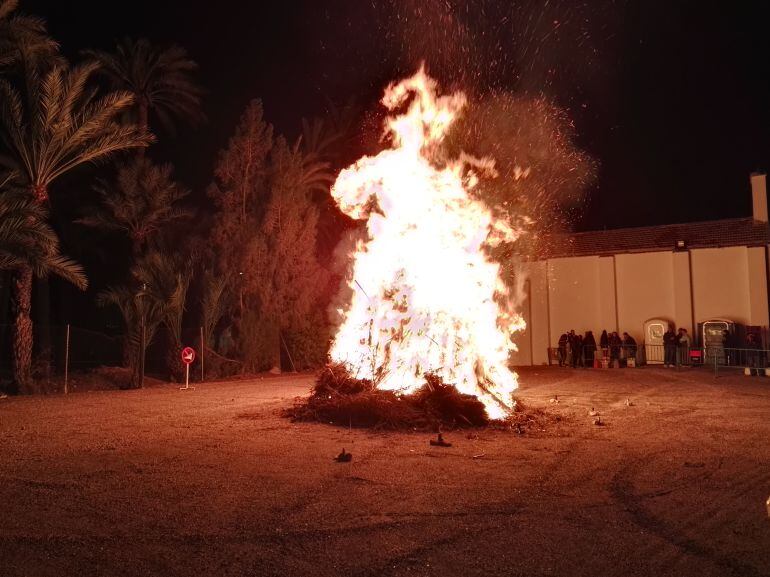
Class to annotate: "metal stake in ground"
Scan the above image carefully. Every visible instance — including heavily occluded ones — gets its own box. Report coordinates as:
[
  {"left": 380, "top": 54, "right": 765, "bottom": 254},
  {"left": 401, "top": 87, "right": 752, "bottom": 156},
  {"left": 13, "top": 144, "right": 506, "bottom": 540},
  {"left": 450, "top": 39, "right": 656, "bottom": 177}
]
[
  {"left": 64, "top": 324, "right": 70, "bottom": 395},
  {"left": 180, "top": 346, "right": 196, "bottom": 390}
]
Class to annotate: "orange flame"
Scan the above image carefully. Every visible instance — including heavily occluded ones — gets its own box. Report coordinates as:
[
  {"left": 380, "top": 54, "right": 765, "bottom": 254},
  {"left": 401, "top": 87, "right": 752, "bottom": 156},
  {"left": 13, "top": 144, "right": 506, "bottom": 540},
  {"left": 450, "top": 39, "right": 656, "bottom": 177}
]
[{"left": 329, "top": 67, "right": 525, "bottom": 419}]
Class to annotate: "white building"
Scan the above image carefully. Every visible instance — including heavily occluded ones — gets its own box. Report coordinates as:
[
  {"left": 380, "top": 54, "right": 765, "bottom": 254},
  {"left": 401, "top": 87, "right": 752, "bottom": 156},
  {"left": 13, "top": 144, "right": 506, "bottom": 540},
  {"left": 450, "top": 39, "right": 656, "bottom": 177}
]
[{"left": 511, "top": 173, "right": 770, "bottom": 365}]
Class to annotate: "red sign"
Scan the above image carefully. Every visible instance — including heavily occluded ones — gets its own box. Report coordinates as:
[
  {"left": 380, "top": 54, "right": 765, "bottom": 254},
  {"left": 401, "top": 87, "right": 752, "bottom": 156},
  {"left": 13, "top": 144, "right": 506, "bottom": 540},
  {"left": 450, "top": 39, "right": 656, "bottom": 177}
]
[{"left": 181, "top": 347, "right": 196, "bottom": 365}]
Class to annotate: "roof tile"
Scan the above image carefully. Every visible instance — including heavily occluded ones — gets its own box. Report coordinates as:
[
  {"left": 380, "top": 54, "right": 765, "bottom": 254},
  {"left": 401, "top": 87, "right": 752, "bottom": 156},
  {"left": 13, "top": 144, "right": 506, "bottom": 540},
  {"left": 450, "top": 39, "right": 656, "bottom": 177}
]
[{"left": 540, "top": 218, "right": 770, "bottom": 259}]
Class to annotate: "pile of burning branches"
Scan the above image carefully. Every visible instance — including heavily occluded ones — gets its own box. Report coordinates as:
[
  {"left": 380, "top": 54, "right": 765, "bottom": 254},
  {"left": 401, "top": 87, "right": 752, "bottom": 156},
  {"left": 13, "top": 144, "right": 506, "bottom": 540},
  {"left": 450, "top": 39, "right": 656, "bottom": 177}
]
[{"left": 284, "top": 363, "right": 549, "bottom": 431}]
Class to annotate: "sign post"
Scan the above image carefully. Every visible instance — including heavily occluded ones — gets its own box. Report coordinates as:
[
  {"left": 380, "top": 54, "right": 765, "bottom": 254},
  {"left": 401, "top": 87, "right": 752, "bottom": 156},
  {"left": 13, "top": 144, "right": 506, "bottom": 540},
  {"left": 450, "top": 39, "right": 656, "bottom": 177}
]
[{"left": 180, "top": 346, "right": 196, "bottom": 390}]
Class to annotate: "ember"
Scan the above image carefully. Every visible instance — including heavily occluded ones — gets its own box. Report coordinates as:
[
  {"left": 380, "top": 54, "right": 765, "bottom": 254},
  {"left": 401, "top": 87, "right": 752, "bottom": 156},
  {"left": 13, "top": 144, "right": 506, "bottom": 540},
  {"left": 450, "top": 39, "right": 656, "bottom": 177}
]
[{"left": 328, "top": 67, "right": 526, "bottom": 419}]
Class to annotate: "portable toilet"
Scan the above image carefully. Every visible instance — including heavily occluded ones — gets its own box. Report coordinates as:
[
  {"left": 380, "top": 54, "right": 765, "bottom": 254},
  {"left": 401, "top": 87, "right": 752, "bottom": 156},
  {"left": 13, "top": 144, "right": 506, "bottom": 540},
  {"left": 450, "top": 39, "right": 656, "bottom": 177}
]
[
  {"left": 643, "top": 318, "right": 670, "bottom": 364},
  {"left": 699, "top": 319, "right": 735, "bottom": 365}
]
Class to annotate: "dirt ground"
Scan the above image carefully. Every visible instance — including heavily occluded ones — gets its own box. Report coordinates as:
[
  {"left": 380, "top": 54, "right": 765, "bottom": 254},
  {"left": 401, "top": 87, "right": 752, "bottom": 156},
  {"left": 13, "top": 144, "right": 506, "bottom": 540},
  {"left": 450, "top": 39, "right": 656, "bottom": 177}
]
[{"left": 1, "top": 366, "right": 768, "bottom": 577}]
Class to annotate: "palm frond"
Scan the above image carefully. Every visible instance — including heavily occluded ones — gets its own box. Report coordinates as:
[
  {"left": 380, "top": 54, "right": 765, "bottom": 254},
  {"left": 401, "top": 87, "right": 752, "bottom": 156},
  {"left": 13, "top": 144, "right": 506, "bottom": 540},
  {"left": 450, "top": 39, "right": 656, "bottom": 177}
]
[
  {"left": 85, "top": 37, "right": 204, "bottom": 134},
  {"left": 0, "top": 189, "right": 88, "bottom": 288},
  {"left": 0, "top": 59, "right": 153, "bottom": 194},
  {"left": 31, "top": 254, "right": 86, "bottom": 289}
]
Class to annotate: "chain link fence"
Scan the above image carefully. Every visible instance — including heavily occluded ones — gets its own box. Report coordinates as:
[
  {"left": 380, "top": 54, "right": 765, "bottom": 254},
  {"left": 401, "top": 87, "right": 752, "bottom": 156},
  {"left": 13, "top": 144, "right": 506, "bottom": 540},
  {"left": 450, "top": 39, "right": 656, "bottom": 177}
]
[{"left": 0, "top": 323, "right": 243, "bottom": 393}]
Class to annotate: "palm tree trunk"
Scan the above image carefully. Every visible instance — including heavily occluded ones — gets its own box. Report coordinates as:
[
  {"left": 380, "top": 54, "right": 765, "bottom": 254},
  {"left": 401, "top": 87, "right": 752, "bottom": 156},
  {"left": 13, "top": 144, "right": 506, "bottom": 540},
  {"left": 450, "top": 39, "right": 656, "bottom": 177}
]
[{"left": 13, "top": 266, "right": 33, "bottom": 393}]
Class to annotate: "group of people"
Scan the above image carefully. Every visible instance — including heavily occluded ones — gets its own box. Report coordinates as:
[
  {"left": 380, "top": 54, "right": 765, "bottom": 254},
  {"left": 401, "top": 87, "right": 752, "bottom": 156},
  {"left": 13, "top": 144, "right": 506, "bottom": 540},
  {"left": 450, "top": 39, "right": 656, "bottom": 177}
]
[
  {"left": 557, "top": 329, "right": 637, "bottom": 368},
  {"left": 721, "top": 329, "right": 765, "bottom": 374},
  {"left": 662, "top": 327, "right": 691, "bottom": 367}
]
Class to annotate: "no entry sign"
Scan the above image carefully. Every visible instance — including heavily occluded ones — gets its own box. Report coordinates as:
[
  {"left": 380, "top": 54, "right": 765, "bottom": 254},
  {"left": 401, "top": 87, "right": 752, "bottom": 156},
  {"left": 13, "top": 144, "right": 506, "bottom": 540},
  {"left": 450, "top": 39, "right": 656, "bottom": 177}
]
[{"left": 181, "top": 347, "right": 196, "bottom": 365}]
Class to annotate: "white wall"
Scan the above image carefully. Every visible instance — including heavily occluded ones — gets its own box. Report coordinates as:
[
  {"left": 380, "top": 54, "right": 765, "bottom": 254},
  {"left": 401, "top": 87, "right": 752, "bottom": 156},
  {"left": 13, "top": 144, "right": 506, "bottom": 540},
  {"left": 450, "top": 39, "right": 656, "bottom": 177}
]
[
  {"left": 547, "top": 256, "right": 601, "bottom": 340},
  {"left": 514, "top": 244, "right": 770, "bottom": 365},
  {"left": 598, "top": 256, "right": 617, "bottom": 333},
  {"left": 691, "top": 247, "right": 751, "bottom": 323}
]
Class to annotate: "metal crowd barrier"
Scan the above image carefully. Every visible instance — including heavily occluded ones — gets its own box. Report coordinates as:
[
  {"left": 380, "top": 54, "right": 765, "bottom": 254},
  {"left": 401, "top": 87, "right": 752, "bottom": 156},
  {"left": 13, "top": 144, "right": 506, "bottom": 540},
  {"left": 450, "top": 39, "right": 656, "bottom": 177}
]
[
  {"left": 547, "top": 345, "right": 640, "bottom": 368},
  {"left": 546, "top": 343, "right": 770, "bottom": 376},
  {"left": 704, "top": 346, "right": 768, "bottom": 376}
]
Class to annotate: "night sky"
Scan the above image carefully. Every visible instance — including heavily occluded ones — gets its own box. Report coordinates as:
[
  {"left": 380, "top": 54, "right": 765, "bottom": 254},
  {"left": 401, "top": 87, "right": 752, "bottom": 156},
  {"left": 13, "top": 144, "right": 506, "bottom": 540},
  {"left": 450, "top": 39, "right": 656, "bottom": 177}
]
[{"left": 24, "top": 0, "right": 770, "bottom": 231}]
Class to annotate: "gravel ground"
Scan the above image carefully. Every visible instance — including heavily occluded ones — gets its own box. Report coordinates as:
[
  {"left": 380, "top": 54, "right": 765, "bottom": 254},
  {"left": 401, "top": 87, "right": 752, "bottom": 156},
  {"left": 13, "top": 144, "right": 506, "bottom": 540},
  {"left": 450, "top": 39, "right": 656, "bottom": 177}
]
[{"left": 1, "top": 366, "right": 769, "bottom": 577}]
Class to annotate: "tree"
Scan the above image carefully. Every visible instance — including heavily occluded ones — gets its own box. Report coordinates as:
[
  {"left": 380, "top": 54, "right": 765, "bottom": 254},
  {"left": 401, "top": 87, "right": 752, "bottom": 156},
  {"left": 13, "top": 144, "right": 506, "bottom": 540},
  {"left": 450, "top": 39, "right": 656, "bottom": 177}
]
[
  {"left": 200, "top": 269, "right": 228, "bottom": 354},
  {"left": 0, "top": 181, "right": 87, "bottom": 391},
  {"left": 84, "top": 37, "right": 204, "bottom": 136},
  {"left": 299, "top": 99, "right": 361, "bottom": 258},
  {"left": 99, "top": 251, "right": 191, "bottom": 386},
  {"left": 208, "top": 102, "right": 332, "bottom": 372},
  {"left": 0, "top": 0, "right": 57, "bottom": 69},
  {"left": 209, "top": 99, "right": 272, "bottom": 225},
  {"left": 77, "top": 157, "right": 190, "bottom": 259},
  {"left": 0, "top": 58, "right": 153, "bottom": 390},
  {"left": 0, "top": 185, "right": 86, "bottom": 287},
  {"left": 245, "top": 137, "right": 331, "bottom": 371},
  {"left": 134, "top": 251, "right": 191, "bottom": 382},
  {"left": 207, "top": 99, "right": 273, "bottom": 323}
]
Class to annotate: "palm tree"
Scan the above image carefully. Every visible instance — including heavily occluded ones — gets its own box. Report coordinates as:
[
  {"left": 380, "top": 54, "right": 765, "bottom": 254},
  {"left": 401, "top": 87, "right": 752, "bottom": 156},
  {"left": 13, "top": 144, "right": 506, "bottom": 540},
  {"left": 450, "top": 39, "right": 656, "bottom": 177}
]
[
  {"left": 0, "top": 192, "right": 86, "bottom": 285},
  {"left": 0, "top": 59, "right": 153, "bottom": 390},
  {"left": 201, "top": 269, "right": 228, "bottom": 357},
  {"left": 0, "top": 178, "right": 86, "bottom": 286},
  {"left": 299, "top": 100, "right": 361, "bottom": 255},
  {"left": 100, "top": 250, "right": 191, "bottom": 386},
  {"left": 98, "top": 283, "right": 164, "bottom": 388},
  {"left": 84, "top": 37, "right": 204, "bottom": 137},
  {"left": 0, "top": 0, "right": 58, "bottom": 69},
  {"left": 77, "top": 157, "right": 190, "bottom": 259},
  {"left": 0, "top": 178, "right": 87, "bottom": 389}
]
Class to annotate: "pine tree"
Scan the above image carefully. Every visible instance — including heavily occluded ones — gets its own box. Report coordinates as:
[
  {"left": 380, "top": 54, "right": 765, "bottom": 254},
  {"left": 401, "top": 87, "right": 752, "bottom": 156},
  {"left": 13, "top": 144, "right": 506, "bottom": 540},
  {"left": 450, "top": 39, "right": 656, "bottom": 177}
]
[
  {"left": 208, "top": 101, "right": 332, "bottom": 372},
  {"left": 245, "top": 137, "right": 331, "bottom": 371},
  {"left": 206, "top": 100, "right": 272, "bottom": 362}
]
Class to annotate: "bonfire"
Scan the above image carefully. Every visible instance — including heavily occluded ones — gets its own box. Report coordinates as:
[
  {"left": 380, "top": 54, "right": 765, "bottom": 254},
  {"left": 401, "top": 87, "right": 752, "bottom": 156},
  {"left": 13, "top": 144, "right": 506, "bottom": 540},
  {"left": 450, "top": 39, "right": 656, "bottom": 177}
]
[{"left": 291, "top": 67, "right": 527, "bottom": 428}]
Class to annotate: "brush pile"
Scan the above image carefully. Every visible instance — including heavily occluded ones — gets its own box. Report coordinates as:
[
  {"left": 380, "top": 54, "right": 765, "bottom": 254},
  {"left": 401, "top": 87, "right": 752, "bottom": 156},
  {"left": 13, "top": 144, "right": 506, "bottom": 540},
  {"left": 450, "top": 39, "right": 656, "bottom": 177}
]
[{"left": 285, "top": 363, "right": 525, "bottom": 430}]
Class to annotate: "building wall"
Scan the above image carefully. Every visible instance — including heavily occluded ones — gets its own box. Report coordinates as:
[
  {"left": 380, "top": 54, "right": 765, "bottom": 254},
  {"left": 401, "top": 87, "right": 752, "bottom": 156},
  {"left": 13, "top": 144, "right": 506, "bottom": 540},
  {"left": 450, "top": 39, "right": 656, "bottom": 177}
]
[
  {"left": 529, "top": 261, "right": 550, "bottom": 365},
  {"left": 598, "top": 257, "right": 617, "bottom": 333},
  {"left": 547, "top": 256, "right": 601, "bottom": 339},
  {"left": 513, "top": 244, "right": 770, "bottom": 365},
  {"left": 509, "top": 260, "right": 549, "bottom": 366},
  {"left": 615, "top": 251, "right": 675, "bottom": 344},
  {"left": 747, "top": 246, "right": 769, "bottom": 328},
  {"left": 672, "top": 252, "right": 694, "bottom": 335},
  {"left": 690, "top": 247, "right": 751, "bottom": 323}
]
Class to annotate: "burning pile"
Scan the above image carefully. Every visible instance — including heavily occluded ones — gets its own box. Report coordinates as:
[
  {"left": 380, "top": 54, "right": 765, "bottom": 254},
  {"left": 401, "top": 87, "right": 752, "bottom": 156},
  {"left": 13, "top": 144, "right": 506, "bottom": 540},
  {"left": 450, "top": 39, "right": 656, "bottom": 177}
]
[
  {"left": 285, "top": 362, "right": 488, "bottom": 429},
  {"left": 283, "top": 363, "right": 558, "bottom": 432},
  {"left": 288, "top": 69, "right": 524, "bottom": 428},
  {"left": 296, "top": 67, "right": 526, "bottom": 426}
]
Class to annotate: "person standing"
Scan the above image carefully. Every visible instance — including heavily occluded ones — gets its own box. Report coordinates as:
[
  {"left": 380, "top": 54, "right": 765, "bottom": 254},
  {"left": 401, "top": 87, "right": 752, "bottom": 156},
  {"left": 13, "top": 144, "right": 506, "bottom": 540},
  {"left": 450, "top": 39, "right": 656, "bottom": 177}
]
[
  {"left": 557, "top": 332, "right": 568, "bottom": 367},
  {"left": 584, "top": 331, "right": 597, "bottom": 367},
  {"left": 663, "top": 326, "right": 677, "bottom": 368},
  {"left": 746, "top": 333, "right": 763, "bottom": 376},
  {"left": 622, "top": 332, "right": 637, "bottom": 366},
  {"left": 609, "top": 332, "right": 621, "bottom": 367},
  {"left": 575, "top": 334, "right": 585, "bottom": 367},
  {"left": 600, "top": 330, "right": 609, "bottom": 361}
]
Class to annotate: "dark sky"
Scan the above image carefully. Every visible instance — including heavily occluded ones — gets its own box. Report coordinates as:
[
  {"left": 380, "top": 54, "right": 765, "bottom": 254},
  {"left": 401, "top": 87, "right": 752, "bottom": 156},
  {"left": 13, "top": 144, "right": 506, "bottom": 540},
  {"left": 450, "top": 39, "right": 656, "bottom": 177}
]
[{"left": 23, "top": 0, "right": 770, "bottom": 232}]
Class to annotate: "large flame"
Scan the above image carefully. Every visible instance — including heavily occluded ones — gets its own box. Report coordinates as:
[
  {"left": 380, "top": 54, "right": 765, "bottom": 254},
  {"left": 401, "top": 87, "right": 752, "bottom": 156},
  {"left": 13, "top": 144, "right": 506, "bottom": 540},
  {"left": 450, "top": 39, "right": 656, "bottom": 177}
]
[{"left": 329, "top": 68, "right": 525, "bottom": 419}]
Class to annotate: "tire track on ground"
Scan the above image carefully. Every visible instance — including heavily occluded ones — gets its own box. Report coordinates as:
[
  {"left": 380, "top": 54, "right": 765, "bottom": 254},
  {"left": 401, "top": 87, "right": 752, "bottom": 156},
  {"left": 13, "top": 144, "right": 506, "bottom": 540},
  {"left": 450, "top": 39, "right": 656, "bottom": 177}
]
[{"left": 609, "top": 459, "right": 766, "bottom": 577}]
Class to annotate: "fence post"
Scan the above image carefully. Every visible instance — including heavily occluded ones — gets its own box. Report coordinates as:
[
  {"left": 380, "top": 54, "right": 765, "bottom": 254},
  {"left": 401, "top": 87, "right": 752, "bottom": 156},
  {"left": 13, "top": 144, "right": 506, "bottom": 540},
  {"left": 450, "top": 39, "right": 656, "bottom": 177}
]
[
  {"left": 200, "top": 326, "right": 205, "bottom": 383},
  {"left": 64, "top": 324, "right": 70, "bottom": 394}
]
